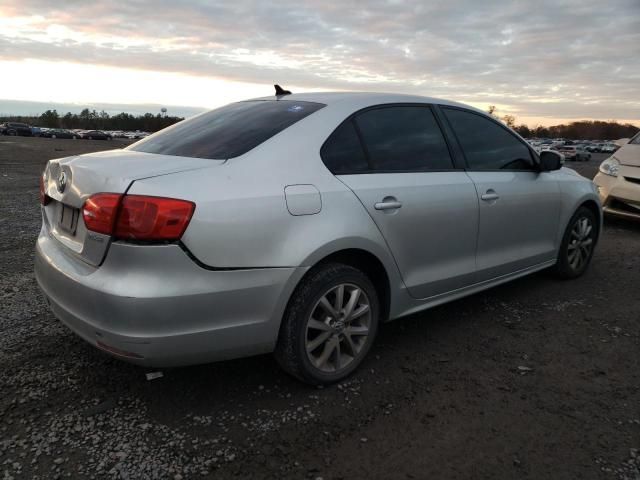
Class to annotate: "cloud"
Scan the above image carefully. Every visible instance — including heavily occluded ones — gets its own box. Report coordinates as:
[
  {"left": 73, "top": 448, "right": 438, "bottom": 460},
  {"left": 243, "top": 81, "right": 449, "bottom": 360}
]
[{"left": 0, "top": 0, "right": 638, "bottom": 123}]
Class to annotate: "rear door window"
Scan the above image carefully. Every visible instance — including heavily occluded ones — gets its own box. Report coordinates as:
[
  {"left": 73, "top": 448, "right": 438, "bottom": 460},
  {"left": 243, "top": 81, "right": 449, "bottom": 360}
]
[
  {"left": 320, "top": 120, "right": 369, "bottom": 174},
  {"left": 128, "top": 100, "right": 325, "bottom": 160},
  {"left": 354, "top": 106, "right": 453, "bottom": 172},
  {"left": 442, "top": 108, "right": 535, "bottom": 170}
]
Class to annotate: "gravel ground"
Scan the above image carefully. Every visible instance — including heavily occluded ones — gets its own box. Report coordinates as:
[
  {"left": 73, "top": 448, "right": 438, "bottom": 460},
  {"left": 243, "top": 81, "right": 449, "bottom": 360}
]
[{"left": 1, "top": 136, "right": 638, "bottom": 480}]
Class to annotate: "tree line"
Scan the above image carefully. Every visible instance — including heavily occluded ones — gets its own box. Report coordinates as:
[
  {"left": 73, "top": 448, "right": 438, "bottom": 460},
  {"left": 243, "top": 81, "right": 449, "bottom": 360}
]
[
  {"left": 488, "top": 106, "right": 638, "bottom": 140},
  {"left": 2, "top": 107, "right": 638, "bottom": 140},
  {"left": 0, "top": 109, "right": 184, "bottom": 132},
  {"left": 513, "top": 120, "right": 638, "bottom": 140}
]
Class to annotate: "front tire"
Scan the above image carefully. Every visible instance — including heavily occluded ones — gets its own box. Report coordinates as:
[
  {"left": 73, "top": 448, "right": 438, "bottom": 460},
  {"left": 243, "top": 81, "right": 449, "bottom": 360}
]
[
  {"left": 553, "top": 207, "right": 597, "bottom": 279},
  {"left": 275, "top": 263, "right": 379, "bottom": 385}
]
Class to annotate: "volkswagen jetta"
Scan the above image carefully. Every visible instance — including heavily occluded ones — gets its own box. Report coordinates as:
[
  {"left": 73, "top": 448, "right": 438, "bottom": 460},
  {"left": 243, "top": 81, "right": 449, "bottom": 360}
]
[{"left": 35, "top": 91, "right": 601, "bottom": 384}]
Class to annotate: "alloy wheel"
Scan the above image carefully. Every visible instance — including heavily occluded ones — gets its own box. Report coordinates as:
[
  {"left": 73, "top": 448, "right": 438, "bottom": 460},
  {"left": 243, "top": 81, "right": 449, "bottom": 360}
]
[
  {"left": 567, "top": 216, "right": 594, "bottom": 271},
  {"left": 305, "top": 283, "right": 372, "bottom": 373}
]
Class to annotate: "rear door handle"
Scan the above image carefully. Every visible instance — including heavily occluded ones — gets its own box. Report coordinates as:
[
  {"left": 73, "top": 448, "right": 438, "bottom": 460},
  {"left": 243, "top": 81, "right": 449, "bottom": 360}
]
[
  {"left": 480, "top": 190, "right": 500, "bottom": 202},
  {"left": 374, "top": 200, "right": 403, "bottom": 210}
]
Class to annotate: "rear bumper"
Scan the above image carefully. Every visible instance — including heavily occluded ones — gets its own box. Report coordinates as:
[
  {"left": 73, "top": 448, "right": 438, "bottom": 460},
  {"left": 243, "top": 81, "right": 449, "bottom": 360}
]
[{"left": 35, "top": 229, "right": 306, "bottom": 367}]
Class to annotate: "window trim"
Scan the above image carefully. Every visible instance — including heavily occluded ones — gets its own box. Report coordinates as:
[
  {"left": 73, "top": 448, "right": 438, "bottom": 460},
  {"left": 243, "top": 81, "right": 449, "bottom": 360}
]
[
  {"left": 438, "top": 105, "right": 541, "bottom": 173},
  {"left": 320, "top": 103, "right": 460, "bottom": 175}
]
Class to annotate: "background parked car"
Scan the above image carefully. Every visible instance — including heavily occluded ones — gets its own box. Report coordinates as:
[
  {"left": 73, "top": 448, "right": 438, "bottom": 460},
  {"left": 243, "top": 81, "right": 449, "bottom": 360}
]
[
  {"left": 0, "top": 122, "right": 33, "bottom": 136},
  {"left": 41, "top": 129, "right": 79, "bottom": 139},
  {"left": 124, "top": 130, "right": 149, "bottom": 139},
  {"left": 586, "top": 144, "right": 601, "bottom": 152},
  {"left": 593, "top": 131, "right": 640, "bottom": 220},
  {"left": 556, "top": 145, "right": 578, "bottom": 160},
  {"left": 575, "top": 145, "right": 592, "bottom": 161},
  {"left": 80, "top": 130, "right": 111, "bottom": 140}
]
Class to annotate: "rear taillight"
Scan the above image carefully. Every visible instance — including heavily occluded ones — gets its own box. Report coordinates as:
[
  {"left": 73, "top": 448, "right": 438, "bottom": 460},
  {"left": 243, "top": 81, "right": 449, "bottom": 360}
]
[
  {"left": 82, "top": 193, "right": 195, "bottom": 241},
  {"left": 39, "top": 175, "right": 51, "bottom": 206},
  {"left": 115, "top": 195, "right": 195, "bottom": 240},
  {"left": 82, "top": 193, "right": 122, "bottom": 235}
]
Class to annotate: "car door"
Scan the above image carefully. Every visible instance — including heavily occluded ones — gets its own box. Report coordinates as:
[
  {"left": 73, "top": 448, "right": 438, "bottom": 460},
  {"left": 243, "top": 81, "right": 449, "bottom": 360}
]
[
  {"left": 323, "top": 104, "right": 480, "bottom": 299},
  {"left": 440, "top": 106, "right": 561, "bottom": 281}
]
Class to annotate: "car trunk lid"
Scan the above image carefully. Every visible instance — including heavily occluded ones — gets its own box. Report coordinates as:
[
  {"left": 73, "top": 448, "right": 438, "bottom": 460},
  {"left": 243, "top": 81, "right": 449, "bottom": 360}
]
[{"left": 42, "top": 149, "right": 221, "bottom": 266}]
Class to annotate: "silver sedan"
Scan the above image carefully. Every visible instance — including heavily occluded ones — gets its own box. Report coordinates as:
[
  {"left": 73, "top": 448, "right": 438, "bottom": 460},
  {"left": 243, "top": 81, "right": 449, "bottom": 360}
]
[{"left": 35, "top": 90, "right": 601, "bottom": 384}]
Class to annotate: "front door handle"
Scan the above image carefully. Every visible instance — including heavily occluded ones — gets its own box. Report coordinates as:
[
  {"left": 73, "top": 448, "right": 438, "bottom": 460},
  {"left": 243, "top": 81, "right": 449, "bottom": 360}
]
[
  {"left": 374, "top": 199, "right": 403, "bottom": 210},
  {"left": 480, "top": 190, "right": 500, "bottom": 202}
]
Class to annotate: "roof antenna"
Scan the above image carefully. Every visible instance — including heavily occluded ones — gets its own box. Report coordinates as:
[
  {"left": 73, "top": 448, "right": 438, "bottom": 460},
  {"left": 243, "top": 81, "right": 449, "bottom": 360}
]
[{"left": 274, "top": 84, "right": 291, "bottom": 96}]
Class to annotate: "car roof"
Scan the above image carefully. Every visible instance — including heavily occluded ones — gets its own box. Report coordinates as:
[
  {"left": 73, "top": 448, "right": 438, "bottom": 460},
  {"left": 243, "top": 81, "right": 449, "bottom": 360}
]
[{"left": 248, "top": 91, "right": 486, "bottom": 114}]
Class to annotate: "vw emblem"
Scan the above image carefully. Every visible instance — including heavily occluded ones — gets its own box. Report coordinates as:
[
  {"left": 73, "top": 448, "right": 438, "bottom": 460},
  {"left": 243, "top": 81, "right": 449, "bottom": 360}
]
[{"left": 57, "top": 171, "right": 67, "bottom": 194}]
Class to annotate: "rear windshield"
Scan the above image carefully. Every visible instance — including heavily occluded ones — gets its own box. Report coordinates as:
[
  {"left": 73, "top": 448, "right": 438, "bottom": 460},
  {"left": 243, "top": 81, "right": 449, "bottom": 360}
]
[{"left": 128, "top": 100, "right": 325, "bottom": 160}]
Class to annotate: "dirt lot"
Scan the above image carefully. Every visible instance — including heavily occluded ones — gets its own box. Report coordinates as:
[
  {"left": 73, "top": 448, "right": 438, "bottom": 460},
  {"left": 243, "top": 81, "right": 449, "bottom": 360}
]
[{"left": 1, "top": 136, "right": 638, "bottom": 480}]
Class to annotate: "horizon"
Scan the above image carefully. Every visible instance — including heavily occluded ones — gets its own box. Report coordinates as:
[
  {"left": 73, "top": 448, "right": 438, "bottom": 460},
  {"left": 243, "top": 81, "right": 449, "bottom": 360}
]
[
  {"left": 1, "top": 1, "right": 638, "bottom": 127},
  {"left": 0, "top": 98, "right": 207, "bottom": 119},
  {"left": 2, "top": 97, "right": 639, "bottom": 130}
]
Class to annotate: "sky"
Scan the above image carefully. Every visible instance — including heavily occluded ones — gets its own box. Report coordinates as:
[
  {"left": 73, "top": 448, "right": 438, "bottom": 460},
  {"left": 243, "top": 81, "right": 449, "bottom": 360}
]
[{"left": 0, "top": 0, "right": 638, "bottom": 126}]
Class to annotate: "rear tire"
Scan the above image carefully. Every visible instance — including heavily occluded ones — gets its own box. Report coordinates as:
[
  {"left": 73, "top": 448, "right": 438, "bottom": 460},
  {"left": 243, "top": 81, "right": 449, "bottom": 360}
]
[
  {"left": 553, "top": 207, "right": 597, "bottom": 279},
  {"left": 275, "top": 263, "right": 379, "bottom": 385}
]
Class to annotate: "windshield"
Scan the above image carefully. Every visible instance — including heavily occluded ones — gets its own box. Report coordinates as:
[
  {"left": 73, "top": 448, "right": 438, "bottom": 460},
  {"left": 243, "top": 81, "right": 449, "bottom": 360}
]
[{"left": 128, "top": 100, "right": 325, "bottom": 160}]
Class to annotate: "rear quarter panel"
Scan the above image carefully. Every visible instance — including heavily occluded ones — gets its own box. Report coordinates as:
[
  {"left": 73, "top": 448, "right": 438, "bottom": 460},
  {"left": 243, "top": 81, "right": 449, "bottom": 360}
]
[
  {"left": 125, "top": 103, "right": 405, "bottom": 279},
  {"left": 126, "top": 102, "right": 421, "bottom": 318},
  {"left": 129, "top": 164, "right": 393, "bottom": 266}
]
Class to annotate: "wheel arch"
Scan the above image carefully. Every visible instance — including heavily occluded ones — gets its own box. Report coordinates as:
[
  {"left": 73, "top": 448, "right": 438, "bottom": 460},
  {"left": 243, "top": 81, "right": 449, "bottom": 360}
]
[
  {"left": 556, "top": 176, "right": 603, "bottom": 249},
  {"left": 578, "top": 199, "right": 602, "bottom": 244},
  {"left": 291, "top": 244, "right": 397, "bottom": 325},
  {"left": 312, "top": 248, "right": 391, "bottom": 323}
]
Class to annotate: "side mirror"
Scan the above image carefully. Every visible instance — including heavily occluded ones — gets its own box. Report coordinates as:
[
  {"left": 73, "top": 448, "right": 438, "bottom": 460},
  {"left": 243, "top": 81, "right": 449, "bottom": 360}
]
[{"left": 539, "top": 150, "right": 563, "bottom": 171}]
